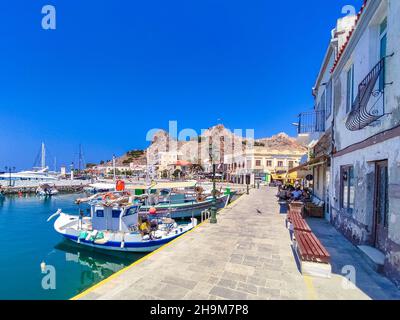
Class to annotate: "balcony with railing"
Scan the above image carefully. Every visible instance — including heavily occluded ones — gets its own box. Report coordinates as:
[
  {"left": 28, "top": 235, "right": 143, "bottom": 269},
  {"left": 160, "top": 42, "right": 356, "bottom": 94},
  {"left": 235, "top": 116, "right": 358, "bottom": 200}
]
[
  {"left": 296, "top": 110, "right": 326, "bottom": 134},
  {"left": 345, "top": 56, "right": 392, "bottom": 131}
]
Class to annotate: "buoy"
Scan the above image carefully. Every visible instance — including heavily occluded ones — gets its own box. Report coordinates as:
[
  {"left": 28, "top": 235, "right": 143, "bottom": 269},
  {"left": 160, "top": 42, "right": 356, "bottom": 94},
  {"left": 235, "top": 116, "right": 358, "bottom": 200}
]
[
  {"left": 149, "top": 207, "right": 157, "bottom": 215},
  {"left": 116, "top": 180, "right": 125, "bottom": 191}
]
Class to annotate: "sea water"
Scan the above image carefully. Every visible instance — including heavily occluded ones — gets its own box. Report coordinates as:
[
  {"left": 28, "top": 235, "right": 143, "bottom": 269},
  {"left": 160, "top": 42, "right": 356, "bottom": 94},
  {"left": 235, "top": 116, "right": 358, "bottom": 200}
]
[{"left": 0, "top": 193, "right": 143, "bottom": 300}]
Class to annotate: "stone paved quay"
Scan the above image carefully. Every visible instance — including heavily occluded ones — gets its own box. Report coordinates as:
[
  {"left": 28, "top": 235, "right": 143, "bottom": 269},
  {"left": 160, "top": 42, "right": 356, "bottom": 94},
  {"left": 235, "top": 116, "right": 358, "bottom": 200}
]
[{"left": 77, "top": 187, "right": 400, "bottom": 300}]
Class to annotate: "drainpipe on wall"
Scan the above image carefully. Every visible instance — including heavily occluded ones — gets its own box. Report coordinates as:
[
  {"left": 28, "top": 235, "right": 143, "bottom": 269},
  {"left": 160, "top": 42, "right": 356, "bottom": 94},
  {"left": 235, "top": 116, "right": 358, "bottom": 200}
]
[{"left": 329, "top": 103, "right": 336, "bottom": 225}]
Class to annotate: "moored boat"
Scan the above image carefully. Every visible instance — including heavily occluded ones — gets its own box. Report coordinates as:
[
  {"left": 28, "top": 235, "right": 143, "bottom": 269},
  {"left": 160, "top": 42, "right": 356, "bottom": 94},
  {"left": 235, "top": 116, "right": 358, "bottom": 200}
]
[
  {"left": 36, "top": 184, "right": 59, "bottom": 197},
  {"left": 127, "top": 181, "right": 235, "bottom": 219},
  {"left": 48, "top": 199, "right": 197, "bottom": 253},
  {"left": 138, "top": 194, "right": 230, "bottom": 219},
  {"left": 83, "top": 182, "right": 116, "bottom": 194}
]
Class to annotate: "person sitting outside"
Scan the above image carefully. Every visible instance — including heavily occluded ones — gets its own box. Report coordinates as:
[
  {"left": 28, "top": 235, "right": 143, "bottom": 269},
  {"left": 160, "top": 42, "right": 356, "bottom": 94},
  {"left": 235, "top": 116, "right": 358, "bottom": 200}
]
[
  {"left": 302, "top": 189, "right": 311, "bottom": 201},
  {"left": 291, "top": 188, "right": 303, "bottom": 201},
  {"left": 139, "top": 218, "right": 151, "bottom": 236}
]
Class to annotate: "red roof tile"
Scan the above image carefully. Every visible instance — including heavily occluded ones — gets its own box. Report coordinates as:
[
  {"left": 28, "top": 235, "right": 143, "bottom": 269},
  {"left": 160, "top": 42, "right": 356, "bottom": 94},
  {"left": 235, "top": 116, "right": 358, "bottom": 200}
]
[{"left": 330, "top": 0, "right": 368, "bottom": 73}]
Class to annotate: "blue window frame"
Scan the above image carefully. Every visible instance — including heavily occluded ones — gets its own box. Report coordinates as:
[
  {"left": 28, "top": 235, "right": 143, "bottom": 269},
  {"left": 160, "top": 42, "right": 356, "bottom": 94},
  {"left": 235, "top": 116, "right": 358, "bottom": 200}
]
[
  {"left": 124, "top": 207, "right": 138, "bottom": 216},
  {"left": 346, "top": 65, "right": 355, "bottom": 113},
  {"left": 96, "top": 210, "right": 104, "bottom": 218},
  {"left": 326, "top": 80, "right": 332, "bottom": 118},
  {"left": 379, "top": 18, "right": 387, "bottom": 92},
  {"left": 112, "top": 209, "right": 121, "bottom": 219}
]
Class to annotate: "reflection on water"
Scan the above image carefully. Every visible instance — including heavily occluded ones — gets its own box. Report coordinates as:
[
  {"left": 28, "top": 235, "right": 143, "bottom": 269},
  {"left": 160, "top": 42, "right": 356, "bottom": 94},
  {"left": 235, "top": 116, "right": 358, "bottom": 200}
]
[{"left": 55, "top": 241, "right": 144, "bottom": 295}]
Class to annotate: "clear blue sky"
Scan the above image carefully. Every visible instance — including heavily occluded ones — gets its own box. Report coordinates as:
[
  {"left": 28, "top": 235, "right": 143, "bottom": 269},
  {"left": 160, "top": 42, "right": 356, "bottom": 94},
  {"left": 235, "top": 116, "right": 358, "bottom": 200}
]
[{"left": 0, "top": 0, "right": 362, "bottom": 170}]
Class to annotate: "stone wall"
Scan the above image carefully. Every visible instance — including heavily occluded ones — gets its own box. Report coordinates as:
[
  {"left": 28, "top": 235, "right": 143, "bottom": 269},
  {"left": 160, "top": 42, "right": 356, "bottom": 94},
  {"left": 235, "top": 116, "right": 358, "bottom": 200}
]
[{"left": 331, "top": 137, "right": 400, "bottom": 285}]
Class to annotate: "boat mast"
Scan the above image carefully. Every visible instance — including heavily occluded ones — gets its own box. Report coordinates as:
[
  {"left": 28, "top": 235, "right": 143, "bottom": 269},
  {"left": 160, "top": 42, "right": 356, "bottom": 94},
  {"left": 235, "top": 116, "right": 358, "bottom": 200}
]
[
  {"left": 41, "top": 142, "right": 46, "bottom": 170},
  {"left": 112, "top": 154, "right": 116, "bottom": 181},
  {"left": 78, "top": 144, "right": 85, "bottom": 172}
]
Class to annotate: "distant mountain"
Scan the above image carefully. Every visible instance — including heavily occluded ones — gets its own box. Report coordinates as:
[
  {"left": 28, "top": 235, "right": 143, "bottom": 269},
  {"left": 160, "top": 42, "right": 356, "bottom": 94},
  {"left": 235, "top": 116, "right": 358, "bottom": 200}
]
[
  {"left": 146, "top": 124, "right": 306, "bottom": 165},
  {"left": 255, "top": 133, "right": 307, "bottom": 153},
  {"left": 98, "top": 125, "right": 307, "bottom": 168},
  {"left": 99, "top": 149, "right": 147, "bottom": 167}
]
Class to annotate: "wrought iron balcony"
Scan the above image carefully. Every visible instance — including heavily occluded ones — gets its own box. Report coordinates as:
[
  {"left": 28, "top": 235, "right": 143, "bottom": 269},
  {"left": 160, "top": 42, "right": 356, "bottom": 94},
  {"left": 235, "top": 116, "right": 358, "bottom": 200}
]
[
  {"left": 296, "top": 110, "right": 326, "bottom": 134},
  {"left": 346, "top": 56, "right": 391, "bottom": 131}
]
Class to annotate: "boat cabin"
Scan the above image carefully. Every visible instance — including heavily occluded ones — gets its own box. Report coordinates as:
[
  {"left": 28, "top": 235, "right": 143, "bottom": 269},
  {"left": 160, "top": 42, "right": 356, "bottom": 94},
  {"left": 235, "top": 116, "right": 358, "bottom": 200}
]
[{"left": 90, "top": 204, "right": 139, "bottom": 232}]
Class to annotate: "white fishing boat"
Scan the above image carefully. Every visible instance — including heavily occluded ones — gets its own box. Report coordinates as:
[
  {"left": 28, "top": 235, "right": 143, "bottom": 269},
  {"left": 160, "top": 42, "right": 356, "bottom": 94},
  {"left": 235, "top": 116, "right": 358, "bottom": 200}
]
[
  {"left": 48, "top": 195, "right": 197, "bottom": 253},
  {"left": 83, "top": 182, "right": 116, "bottom": 194},
  {"left": 36, "top": 184, "right": 59, "bottom": 196}
]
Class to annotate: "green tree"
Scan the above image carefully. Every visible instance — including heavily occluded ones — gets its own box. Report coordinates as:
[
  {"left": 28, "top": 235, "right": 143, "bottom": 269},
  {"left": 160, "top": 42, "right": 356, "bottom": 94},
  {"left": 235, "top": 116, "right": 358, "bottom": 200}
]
[
  {"left": 127, "top": 150, "right": 145, "bottom": 158},
  {"left": 172, "top": 169, "right": 182, "bottom": 179},
  {"left": 161, "top": 170, "right": 169, "bottom": 179}
]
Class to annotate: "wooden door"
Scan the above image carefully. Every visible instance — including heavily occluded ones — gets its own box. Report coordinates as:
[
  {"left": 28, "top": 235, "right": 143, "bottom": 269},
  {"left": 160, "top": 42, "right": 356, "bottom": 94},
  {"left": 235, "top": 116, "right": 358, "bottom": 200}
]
[{"left": 374, "top": 160, "right": 389, "bottom": 252}]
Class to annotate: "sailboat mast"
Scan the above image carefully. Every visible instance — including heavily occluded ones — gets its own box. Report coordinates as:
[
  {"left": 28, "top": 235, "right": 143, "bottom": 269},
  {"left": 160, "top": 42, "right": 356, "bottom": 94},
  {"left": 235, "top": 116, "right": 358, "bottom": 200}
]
[
  {"left": 41, "top": 142, "right": 46, "bottom": 170},
  {"left": 78, "top": 144, "right": 82, "bottom": 172},
  {"left": 112, "top": 154, "right": 116, "bottom": 181}
]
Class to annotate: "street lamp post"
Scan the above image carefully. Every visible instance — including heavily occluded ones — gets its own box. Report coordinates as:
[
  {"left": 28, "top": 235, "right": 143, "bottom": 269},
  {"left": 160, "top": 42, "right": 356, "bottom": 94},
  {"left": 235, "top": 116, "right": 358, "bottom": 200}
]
[
  {"left": 4, "top": 166, "right": 15, "bottom": 187},
  {"left": 209, "top": 145, "right": 218, "bottom": 224}
]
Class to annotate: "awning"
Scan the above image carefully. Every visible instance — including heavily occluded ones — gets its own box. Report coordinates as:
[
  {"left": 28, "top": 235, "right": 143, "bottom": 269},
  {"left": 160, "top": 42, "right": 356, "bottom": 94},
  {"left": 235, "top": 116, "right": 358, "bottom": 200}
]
[
  {"left": 150, "top": 181, "right": 197, "bottom": 190},
  {"left": 288, "top": 155, "right": 328, "bottom": 174},
  {"left": 285, "top": 172, "right": 298, "bottom": 180},
  {"left": 271, "top": 173, "right": 286, "bottom": 181}
]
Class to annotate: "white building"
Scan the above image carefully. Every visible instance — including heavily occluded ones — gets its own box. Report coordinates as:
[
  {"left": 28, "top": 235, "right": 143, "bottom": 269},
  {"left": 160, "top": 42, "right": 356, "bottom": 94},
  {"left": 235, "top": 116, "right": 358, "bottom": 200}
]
[
  {"left": 295, "top": 14, "right": 357, "bottom": 219},
  {"left": 294, "top": 0, "right": 400, "bottom": 286},
  {"left": 224, "top": 141, "right": 305, "bottom": 184}
]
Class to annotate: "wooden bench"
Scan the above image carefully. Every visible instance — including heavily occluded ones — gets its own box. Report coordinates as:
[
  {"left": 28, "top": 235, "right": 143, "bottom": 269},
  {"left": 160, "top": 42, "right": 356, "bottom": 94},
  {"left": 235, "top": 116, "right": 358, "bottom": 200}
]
[
  {"left": 289, "top": 201, "right": 304, "bottom": 210},
  {"left": 294, "top": 231, "right": 330, "bottom": 264},
  {"left": 287, "top": 211, "right": 303, "bottom": 223},
  {"left": 291, "top": 217, "right": 312, "bottom": 233},
  {"left": 289, "top": 202, "right": 304, "bottom": 217}
]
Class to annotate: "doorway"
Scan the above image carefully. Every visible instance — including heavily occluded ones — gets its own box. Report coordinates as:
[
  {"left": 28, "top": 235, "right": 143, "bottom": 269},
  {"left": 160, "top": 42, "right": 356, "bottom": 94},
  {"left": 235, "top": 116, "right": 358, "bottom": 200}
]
[{"left": 373, "top": 160, "right": 389, "bottom": 252}]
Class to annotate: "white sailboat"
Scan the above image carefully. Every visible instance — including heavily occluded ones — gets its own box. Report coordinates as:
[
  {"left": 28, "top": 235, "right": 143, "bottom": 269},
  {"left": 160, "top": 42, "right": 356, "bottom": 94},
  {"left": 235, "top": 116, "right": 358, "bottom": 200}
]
[{"left": 0, "top": 143, "right": 58, "bottom": 183}]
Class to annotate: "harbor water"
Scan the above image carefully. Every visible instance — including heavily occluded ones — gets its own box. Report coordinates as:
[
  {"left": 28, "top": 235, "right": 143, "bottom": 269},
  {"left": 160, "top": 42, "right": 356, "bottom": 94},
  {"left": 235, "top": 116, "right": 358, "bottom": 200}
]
[{"left": 0, "top": 193, "right": 143, "bottom": 300}]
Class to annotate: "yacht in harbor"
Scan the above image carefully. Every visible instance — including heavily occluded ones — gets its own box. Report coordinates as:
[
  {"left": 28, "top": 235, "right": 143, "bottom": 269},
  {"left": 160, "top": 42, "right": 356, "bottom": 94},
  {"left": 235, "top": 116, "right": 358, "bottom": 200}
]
[
  {"left": 0, "top": 168, "right": 58, "bottom": 183},
  {"left": 0, "top": 143, "right": 60, "bottom": 184}
]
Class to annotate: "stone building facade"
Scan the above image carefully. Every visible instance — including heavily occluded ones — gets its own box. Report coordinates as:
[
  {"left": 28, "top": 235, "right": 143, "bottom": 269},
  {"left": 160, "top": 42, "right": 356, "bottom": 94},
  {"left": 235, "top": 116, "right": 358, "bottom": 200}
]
[{"left": 295, "top": 0, "right": 400, "bottom": 285}]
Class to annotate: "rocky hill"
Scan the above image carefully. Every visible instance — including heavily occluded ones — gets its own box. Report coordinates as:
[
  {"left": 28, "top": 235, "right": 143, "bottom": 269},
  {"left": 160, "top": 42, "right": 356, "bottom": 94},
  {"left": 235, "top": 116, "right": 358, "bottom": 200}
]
[
  {"left": 100, "top": 149, "right": 147, "bottom": 167},
  {"left": 145, "top": 125, "right": 306, "bottom": 165},
  {"left": 256, "top": 133, "right": 307, "bottom": 153},
  {"left": 100, "top": 125, "right": 307, "bottom": 168}
]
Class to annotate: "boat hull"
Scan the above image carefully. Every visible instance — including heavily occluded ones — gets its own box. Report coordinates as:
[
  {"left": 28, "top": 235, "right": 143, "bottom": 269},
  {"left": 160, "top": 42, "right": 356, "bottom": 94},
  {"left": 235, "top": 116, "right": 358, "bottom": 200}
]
[
  {"left": 53, "top": 213, "right": 195, "bottom": 253},
  {"left": 139, "top": 195, "right": 230, "bottom": 219},
  {"left": 37, "top": 190, "right": 59, "bottom": 196},
  {"left": 61, "top": 232, "right": 188, "bottom": 253}
]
